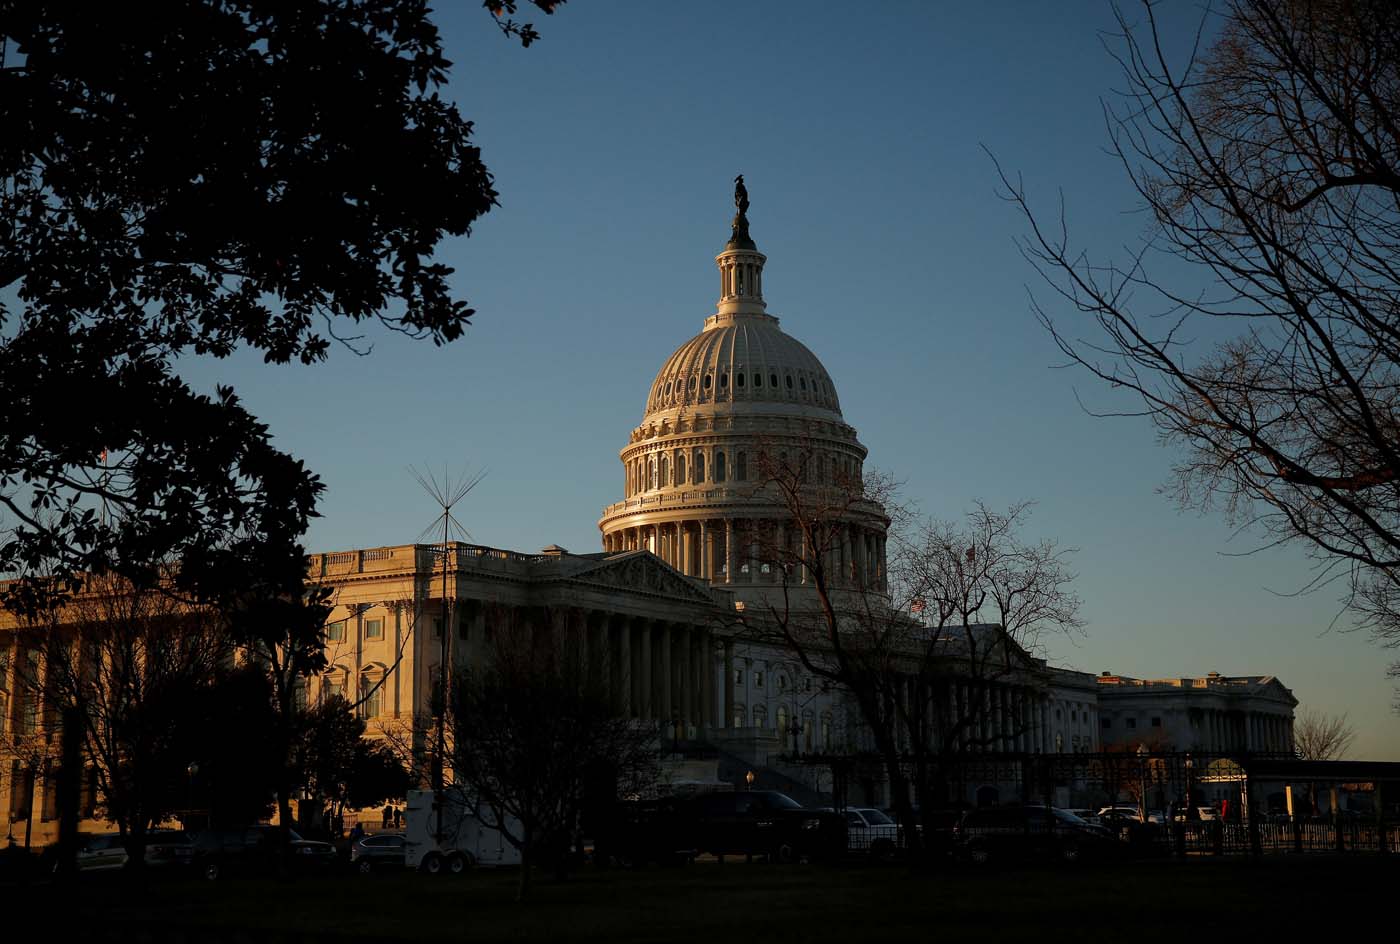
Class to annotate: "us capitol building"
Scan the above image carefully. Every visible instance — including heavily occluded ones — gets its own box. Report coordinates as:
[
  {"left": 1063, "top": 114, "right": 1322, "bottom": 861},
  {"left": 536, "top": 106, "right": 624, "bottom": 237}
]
[{"left": 0, "top": 185, "right": 1298, "bottom": 836}]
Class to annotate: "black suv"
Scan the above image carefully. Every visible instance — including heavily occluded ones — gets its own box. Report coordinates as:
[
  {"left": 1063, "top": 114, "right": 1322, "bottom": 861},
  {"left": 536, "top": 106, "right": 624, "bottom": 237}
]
[
  {"left": 190, "top": 825, "right": 337, "bottom": 880},
  {"left": 592, "top": 798, "right": 698, "bottom": 867},
  {"left": 954, "top": 806, "right": 1119, "bottom": 866},
  {"left": 687, "top": 791, "right": 845, "bottom": 863}
]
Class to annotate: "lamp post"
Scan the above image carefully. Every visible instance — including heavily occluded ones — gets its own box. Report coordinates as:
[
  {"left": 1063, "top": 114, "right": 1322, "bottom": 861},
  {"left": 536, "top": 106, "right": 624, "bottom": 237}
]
[
  {"left": 1136, "top": 744, "right": 1148, "bottom": 824},
  {"left": 745, "top": 770, "right": 755, "bottom": 792}
]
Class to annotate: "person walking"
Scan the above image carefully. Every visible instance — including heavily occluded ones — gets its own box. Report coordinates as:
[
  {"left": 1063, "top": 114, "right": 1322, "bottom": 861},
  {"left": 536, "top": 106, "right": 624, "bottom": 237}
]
[
  {"left": 382, "top": 804, "right": 393, "bottom": 829},
  {"left": 393, "top": 806, "right": 403, "bottom": 829}
]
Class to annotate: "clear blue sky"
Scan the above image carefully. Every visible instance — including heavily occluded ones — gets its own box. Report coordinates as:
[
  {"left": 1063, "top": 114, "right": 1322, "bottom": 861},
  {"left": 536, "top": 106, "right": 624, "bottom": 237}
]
[{"left": 174, "top": 2, "right": 1398, "bottom": 759}]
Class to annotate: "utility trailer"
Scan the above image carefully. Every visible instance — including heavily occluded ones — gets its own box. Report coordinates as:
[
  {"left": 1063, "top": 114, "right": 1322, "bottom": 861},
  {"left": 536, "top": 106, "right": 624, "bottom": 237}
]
[{"left": 402, "top": 789, "right": 522, "bottom": 874}]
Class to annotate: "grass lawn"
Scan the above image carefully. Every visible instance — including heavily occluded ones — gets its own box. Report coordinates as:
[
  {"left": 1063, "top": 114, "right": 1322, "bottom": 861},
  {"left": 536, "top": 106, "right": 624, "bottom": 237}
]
[{"left": 12, "top": 855, "right": 1398, "bottom": 942}]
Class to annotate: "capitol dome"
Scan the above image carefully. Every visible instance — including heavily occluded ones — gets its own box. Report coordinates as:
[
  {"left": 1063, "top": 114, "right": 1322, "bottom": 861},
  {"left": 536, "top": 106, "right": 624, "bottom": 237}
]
[
  {"left": 642, "top": 311, "right": 843, "bottom": 420},
  {"left": 599, "top": 182, "right": 888, "bottom": 606}
]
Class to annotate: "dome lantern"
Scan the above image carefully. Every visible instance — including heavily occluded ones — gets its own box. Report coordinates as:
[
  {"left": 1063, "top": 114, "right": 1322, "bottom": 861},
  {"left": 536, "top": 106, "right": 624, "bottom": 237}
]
[{"left": 717, "top": 174, "right": 767, "bottom": 316}]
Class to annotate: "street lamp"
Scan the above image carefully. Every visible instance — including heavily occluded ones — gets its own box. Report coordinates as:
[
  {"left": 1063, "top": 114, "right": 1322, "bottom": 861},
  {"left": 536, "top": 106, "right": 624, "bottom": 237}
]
[
  {"left": 745, "top": 770, "right": 755, "bottom": 791},
  {"left": 1136, "top": 744, "right": 1148, "bottom": 824}
]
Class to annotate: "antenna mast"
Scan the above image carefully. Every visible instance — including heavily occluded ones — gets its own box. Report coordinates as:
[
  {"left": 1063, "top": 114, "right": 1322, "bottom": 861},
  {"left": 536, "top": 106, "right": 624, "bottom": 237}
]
[{"left": 409, "top": 463, "right": 486, "bottom": 846}]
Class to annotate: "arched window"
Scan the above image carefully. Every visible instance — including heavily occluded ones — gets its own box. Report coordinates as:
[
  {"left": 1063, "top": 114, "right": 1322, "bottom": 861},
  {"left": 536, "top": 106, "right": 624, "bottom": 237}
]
[
  {"left": 360, "top": 671, "right": 382, "bottom": 719},
  {"left": 736, "top": 372, "right": 745, "bottom": 388},
  {"left": 753, "top": 704, "right": 767, "bottom": 729},
  {"left": 649, "top": 458, "right": 658, "bottom": 491},
  {"left": 659, "top": 455, "right": 668, "bottom": 488},
  {"left": 754, "top": 373, "right": 762, "bottom": 388},
  {"left": 770, "top": 372, "right": 779, "bottom": 388},
  {"left": 694, "top": 450, "right": 705, "bottom": 484},
  {"left": 689, "top": 376, "right": 697, "bottom": 392},
  {"left": 737, "top": 451, "right": 747, "bottom": 481},
  {"left": 733, "top": 705, "right": 746, "bottom": 728},
  {"left": 703, "top": 374, "right": 712, "bottom": 390},
  {"left": 821, "top": 714, "right": 832, "bottom": 749},
  {"left": 715, "top": 451, "right": 727, "bottom": 483},
  {"left": 776, "top": 704, "right": 789, "bottom": 736},
  {"left": 720, "top": 373, "right": 729, "bottom": 389},
  {"left": 675, "top": 452, "right": 686, "bottom": 485}
]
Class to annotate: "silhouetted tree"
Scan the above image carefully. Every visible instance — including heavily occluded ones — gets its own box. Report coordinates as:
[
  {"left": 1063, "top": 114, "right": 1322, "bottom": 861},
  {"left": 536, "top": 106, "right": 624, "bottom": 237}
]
[
  {"left": 11, "top": 571, "right": 232, "bottom": 868},
  {"left": 294, "top": 695, "right": 410, "bottom": 831},
  {"left": 445, "top": 611, "right": 658, "bottom": 901},
  {"left": 0, "top": 0, "right": 562, "bottom": 607},
  {"left": 742, "top": 447, "right": 1081, "bottom": 862},
  {"left": 1294, "top": 707, "right": 1356, "bottom": 761},
  {"left": 1000, "top": 0, "right": 1400, "bottom": 690}
]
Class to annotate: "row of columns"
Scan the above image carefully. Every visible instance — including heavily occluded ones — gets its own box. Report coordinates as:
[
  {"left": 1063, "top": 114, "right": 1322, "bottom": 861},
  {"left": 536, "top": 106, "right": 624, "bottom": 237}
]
[
  {"left": 1196, "top": 708, "right": 1293, "bottom": 753},
  {"left": 878, "top": 677, "right": 1059, "bottom": 754},
  {"left": 604, "top": 518, "right": 887, "bottom": 590},
  {"left": 453, "top": 603, "right": 722, "bottom": 735}
]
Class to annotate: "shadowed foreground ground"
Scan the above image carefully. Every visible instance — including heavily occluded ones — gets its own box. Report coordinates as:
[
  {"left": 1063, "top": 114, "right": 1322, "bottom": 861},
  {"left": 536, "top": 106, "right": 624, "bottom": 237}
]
[{"left": 11, "top": 856, "right": 1397, "bottom": 943}]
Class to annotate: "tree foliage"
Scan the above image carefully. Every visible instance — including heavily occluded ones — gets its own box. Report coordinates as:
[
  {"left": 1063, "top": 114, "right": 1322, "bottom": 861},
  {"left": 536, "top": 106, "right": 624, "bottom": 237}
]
[
  {"left": 0, "top": 0, "right": 558, "bottom": 604},
  {"left": 1001, "top": 0, "right": 1400, "bottom": 683}
]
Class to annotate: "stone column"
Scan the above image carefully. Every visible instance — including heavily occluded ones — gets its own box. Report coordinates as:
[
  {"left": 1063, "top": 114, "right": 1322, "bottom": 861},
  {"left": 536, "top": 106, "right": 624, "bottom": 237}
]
[
  {"left": 596, "top": 613, "right": 613, "bottom": 702},
  {"left": 678, "top": 522, "right": 690, "bottom": 575},
  {"left": 638, "top": 618, "right": 653, "bottom": 720},
  {"left": 660, "top": 623, "right": 673, "bottom": 726},
  {"left": 699, "top": 520, "right": 710, "bottom": 580},
  {"left": 616, "top": 617, "right": 631, "bottom": 717},
  {"left": 725, "top": 519, "right": 737, "bottom": 584},
  {"left": 723, "top": 640, "right": 735, "bottom": 728},
  {"left": 680, "top": 626, "right": 694, "bottom": 728}
]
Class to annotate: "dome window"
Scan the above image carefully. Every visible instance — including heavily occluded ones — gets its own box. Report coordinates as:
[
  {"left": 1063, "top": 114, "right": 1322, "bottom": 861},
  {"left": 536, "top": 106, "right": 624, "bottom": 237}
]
[
  {"left": 720, "top": 373, "right": 729, "bottom": 388},
  {"left": 689, "top": 376, "right": 697, "bottom": 392},
  {"left": 770, "top": 373, "right": 778, "bottom": 388},
  {"left": 703, "top": 374, "right": 712, "bottom": 390},
  {"left": 665, "top": 381, "right": 673, "bottom": 396},
  {"left": 785, "top": 375, "right": 793, "bottom": 389},
  {"left": 800, "top": 377, "right": 807, "bottom": 391},
  {"left": 753, "top": 373, "right": 762, "bottom": 388},
  {"left": 736, "top": 373, "right": 744, "bottom": 388}
]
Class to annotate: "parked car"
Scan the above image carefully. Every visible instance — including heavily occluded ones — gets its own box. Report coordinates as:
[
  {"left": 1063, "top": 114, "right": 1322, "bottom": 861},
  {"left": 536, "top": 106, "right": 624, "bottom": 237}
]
[
  {"left": 190, "top": 825, "right": 337, "bottom": 880},
  {"left": 821, "top": 807, "right": 902, "bottom": 859},
  {"left": 350, "top": 832, "right": 406, "bottom": 874},
  {"left": 592, "top": 797, "right": 698, "bottom": 868},
  {"left": 1066, "top": 809, "right": 1101, "bottom": 825},
  {"left": 955, "top": 806, "right": 1120, "bottom": 866},
  {"left": 1096, "top": 806, "right": 1144, "bottom": 829},
  {"left": 63, "top": 830, "right": 192, "bottom": 873},
  {"left": 688, "top": 791, "right": 845, "bottom": 863}
]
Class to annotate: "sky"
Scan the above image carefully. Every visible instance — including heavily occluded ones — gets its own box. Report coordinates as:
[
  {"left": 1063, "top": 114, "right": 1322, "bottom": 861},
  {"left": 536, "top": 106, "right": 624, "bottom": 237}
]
[{"left": 169, "top": 2, "right": 1398, "bottom": 758}]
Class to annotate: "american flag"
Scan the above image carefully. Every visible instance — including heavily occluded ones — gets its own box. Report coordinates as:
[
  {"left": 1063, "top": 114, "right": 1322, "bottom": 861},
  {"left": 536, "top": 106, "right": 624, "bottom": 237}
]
[{"left": 910, "top": 597, "right": 925, "bottom": 614}]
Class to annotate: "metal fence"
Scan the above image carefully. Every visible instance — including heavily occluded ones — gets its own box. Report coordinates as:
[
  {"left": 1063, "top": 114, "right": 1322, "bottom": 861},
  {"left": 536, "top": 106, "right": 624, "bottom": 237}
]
[{"left": 788, "top": 749, "right": 1400, "bottom": 859}]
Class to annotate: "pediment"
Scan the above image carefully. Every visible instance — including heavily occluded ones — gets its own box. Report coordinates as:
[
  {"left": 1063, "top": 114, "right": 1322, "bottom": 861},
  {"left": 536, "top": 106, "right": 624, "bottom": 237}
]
[{"left": 566, "top": 551, "right": 720, "bottom": 606}]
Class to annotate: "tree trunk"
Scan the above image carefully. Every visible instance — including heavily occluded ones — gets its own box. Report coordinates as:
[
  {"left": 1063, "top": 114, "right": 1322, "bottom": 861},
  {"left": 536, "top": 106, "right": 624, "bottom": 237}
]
[{"left": 516, "top": 836, "right": 532, "bottom": 902}]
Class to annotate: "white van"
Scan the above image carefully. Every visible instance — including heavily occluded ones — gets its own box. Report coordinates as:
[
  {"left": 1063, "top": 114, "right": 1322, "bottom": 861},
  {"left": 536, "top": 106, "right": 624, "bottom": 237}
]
[{"left": 402, "top": 788, "right": 522, "bottom": 874}]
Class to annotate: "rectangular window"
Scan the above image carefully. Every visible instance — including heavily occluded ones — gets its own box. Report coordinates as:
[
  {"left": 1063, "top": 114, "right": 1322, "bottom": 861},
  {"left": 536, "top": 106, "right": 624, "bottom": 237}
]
[
  {"left": 364, "top": 618, "right": 383, "bottom": 641},
  {"left": 754, "top": 671, "right": 764, "bottom": 689},
  {"left": 326, "top": 621, "right": 345, "bottom": 643},
  {"left": 432, "top": 618, "right": 443, "bottom": 639},
  {"left": 733, "top": 669, "right": 743, "bottom": 685},
  {"left": 1126, "top": 717, "right": 1137, "bottom": 729},
  {"left": 294, "top": 680, "right": 308, "bottom": 711},
  {"left": 323, "top": 676, "right": 344, "bottom": 702},
  {"left": 1151, "top": 716, "right": 1162, "bottom": 728}
]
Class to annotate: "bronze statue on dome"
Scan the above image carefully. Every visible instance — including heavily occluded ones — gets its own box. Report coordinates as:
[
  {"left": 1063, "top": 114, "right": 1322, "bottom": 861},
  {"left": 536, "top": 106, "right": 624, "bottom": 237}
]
[{"left": 730, "top": 174, "right": 754, "bottom": 248}]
